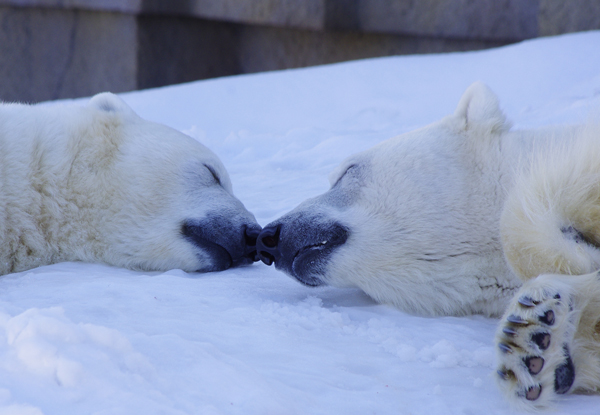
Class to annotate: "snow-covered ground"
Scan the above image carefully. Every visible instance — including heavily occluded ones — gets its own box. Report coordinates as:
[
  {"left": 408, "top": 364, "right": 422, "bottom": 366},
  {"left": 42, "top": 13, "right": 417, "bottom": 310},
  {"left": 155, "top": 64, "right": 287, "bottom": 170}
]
[{"left": 2, "top": 31, "right": 600, "bottom": 414}]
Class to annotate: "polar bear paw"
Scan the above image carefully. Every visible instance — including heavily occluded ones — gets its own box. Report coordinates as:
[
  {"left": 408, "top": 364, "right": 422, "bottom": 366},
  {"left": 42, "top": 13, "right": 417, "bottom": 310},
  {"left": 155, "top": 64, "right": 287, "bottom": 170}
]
[{"left": 495, "top": 277, "right": 578, "bottom": 409}]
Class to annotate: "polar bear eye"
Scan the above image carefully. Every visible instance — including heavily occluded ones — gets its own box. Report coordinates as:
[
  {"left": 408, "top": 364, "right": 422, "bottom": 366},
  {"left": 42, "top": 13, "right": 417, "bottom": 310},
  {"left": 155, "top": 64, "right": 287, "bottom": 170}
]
[
  {"left": 203, "top": 164, "right": 221, "bottom": 186},
  {"left": 333, "top": 164, "right": 357, "bottom": 188}
]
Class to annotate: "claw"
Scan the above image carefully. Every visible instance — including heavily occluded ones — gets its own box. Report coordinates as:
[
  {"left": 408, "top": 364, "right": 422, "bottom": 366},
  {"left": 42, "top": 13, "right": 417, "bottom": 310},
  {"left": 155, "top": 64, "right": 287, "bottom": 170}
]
[
  {"left": 507, "top": 314, "right": 529, "bottom": 325},
  {"left": 497, "top": 369, "right": 515, "bottom": 380},
  {"left": 502, "top": 326, "right": 517, "bottom": 336},
  {"left": 498, "top": 343, "right": 513, "bottom": 354},
  {"left": 518, "top": 296, "right": 537, "bottom": 308}
]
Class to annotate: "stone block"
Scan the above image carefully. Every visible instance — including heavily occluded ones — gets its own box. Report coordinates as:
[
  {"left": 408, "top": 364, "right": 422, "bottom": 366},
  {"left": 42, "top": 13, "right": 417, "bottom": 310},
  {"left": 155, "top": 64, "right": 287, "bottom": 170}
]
[
  {"left": 1, "top": 0, "right": 599, "bottom": 102},
  {"left": 358, "top": 0, "right": 539, "bottom": 41},
  {"left": 164, "top": 0, "right": 325, "bottom": 30},
  {"left": 236, "top": 24, "right": 506, "bottom": 73},
  {"left": 539, "top": 0, "right": 600, "bottom": 36},
  {"left": 0, "top": 6, "right": 136, "bottom": 102},
  {"left": 1, "top": 0, "right": 327, "bottom": 30},
  {"left": 137, "top": 15, "right": 240, "bottom": 89}
]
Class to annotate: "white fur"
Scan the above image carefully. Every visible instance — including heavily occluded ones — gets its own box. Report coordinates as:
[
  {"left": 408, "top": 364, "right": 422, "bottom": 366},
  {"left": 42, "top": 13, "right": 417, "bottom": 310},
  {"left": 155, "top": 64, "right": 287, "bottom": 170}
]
[
  {"left": 496, "top": 120, "right": 600, "bottom": 409},
  {"left": 270, "top": 82, "right": 600, "bottom": 408},
  {"left": 495, "top": 272, "right": 600, "bottom": 410},
  {"left": 0, "top": 93, "right": 257, "bottom": 274},
  {"left": 312, "top": 82, "right": 580, "bottom": 317},
  {"left": 501, "top": 124, "right": 600, "bottom": 280}
]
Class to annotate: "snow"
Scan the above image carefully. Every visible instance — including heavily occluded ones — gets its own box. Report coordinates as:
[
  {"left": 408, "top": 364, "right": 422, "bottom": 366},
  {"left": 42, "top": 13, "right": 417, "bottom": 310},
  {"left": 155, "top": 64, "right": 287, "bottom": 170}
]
[{"left": 2, "top": 31, "right": 600, "bottom": 414}]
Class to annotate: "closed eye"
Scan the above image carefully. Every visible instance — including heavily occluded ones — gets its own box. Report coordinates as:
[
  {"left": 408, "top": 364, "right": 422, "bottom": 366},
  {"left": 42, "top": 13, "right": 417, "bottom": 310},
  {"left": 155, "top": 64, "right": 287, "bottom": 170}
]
[
  {"left": 332, "top": 164, "right": 357, "bottom": 188},
  {"left": 204, "top": 164, "right": 221, "bottom": 185}
]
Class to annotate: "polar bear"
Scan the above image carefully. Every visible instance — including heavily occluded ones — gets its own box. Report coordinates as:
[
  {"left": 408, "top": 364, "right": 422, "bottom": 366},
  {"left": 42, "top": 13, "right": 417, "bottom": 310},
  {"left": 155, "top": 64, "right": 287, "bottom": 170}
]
[
  {"left": 495, "top": 127, "right": 600, "bottom": 409},
  {"left": 0, "top": 93, "right": 261, "bottom": 275},
  {"left": 255, "top": 82, "right": 600, "bottom": 408}
]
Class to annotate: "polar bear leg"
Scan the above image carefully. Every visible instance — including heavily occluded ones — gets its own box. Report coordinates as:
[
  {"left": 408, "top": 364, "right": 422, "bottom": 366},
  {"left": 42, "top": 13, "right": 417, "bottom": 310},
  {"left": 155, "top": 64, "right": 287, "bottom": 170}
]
[{"left": 495, "top": 271, "right": 600, "bottom": 409}]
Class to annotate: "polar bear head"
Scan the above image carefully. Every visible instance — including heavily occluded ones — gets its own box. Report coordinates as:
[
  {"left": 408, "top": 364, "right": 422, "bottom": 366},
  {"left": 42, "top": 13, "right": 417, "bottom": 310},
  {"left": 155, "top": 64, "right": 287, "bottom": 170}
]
[
  {"left": 0, "top": 93, "right": 261, "bottom": 274},
  {"left": 255, "top": 82, "right": 515, "bottom": 316}
]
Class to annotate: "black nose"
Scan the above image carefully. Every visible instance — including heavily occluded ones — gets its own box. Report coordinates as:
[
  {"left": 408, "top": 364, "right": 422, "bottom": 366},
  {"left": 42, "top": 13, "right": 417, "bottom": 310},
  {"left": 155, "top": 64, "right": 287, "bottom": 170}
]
[
  {"left": 256, "top": 225, "right": 281, "bottom": 266},
  {"left": 243, "top": 225, "right": 262, "bottom": 263}
]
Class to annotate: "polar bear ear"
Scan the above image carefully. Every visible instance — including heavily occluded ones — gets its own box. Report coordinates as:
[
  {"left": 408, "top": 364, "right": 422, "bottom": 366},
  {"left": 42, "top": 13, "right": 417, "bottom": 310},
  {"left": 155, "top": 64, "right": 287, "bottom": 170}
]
[
  {"left": 89, "top": 92, "right": 137, "bottom": 117},
  {"left": 454, "top": 82, "right": 510, "bottom": 133}
]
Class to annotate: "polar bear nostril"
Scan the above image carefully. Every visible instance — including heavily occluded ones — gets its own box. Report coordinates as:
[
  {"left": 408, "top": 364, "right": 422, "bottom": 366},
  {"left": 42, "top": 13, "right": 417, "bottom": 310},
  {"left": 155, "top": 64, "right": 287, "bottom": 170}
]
[
  {"left": 245, "top": 226, "right": 260, "bottom": 246},
  {"left": 243, "top": 225, "right": 262, "bottom": 262},
  {"left": 256, "top": 225, "right": 282, "bottom": 265},
  {"left": 262, "top": 236, "right": 277, "bottom": 248},
  {"left": 260, "top": 252, "right": 275, "bottom": 266}
]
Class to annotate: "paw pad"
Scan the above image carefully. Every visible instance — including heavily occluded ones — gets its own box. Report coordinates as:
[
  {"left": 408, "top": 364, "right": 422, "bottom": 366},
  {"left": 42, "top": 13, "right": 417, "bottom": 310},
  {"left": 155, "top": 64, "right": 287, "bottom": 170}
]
[
  {"left": 539, "top": 310, "right": 555, "bottom": 325},
  {"left": 524, "top": 356, "right": 544, "bottom": 375},
  {"left": 495, "top": 283, "right": 576, "bottom": 407},
  {"left": 554, "top": 346, "right": 575, "bottom": 394},
  {"left": 531, "top": 332, "right": 550, "bottom": 350},
  {"left": 525, "top": 384, "right": 542, "bottom": 401}
]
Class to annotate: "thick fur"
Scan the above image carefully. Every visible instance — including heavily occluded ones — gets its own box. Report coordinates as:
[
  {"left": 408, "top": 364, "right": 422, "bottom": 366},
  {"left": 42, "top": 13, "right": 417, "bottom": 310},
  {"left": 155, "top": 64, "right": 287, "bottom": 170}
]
[
  {"left": 496, "top": 124, "right": 600, "bottom": 409},
  {"left": 496, "top": 272, "right": 600, "bottom": 410},
  {"left": 264, "top": 82, "right": 581, "bottom": 317},
  {"left": 501, "top": 125, "right": 600, "bottom": 279},
  {"left": 0, "top": 93, "right": 260, "bottom": 275},
  {"left": 260, "top": 82, "right": 600, "bottom": 408}
]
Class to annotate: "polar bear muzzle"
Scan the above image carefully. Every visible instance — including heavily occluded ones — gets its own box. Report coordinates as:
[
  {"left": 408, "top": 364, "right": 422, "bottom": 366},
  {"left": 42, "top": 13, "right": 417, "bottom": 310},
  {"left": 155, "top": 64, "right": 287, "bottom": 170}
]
[
  {"left": 256, "top": 218, "right": 349, "bottom": 286},
  {"left": 181, "top": 218, "right": 262, "bottom": 272}
]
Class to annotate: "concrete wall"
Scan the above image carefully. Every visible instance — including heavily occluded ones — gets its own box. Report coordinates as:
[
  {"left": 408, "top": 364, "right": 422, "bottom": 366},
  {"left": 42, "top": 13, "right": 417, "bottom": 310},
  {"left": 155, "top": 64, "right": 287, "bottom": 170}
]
[
  {"left": 0, "top": 7, "right": 137, "bottom": 102},
  {"left": 0, "top": 0, "right": 599, "bottom": 102}
]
